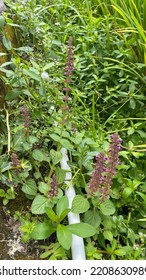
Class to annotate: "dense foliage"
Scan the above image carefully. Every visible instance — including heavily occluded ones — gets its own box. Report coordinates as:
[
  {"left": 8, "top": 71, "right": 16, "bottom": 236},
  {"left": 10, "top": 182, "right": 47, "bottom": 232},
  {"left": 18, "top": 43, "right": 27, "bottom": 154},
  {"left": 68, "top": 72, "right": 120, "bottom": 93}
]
[{"left": 0, "top": 0, "right": 146, "bottom": 260}]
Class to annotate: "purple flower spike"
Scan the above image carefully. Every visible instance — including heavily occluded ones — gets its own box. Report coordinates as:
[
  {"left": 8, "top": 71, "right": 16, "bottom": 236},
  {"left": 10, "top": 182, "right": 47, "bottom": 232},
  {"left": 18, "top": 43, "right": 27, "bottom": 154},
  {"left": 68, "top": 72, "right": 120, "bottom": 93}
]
[
  {"left": 87, "top": 133, "right": 122, "bottom": 202},
  {"left": 48, "top": 174, "right": 58, "bottom": 198}
]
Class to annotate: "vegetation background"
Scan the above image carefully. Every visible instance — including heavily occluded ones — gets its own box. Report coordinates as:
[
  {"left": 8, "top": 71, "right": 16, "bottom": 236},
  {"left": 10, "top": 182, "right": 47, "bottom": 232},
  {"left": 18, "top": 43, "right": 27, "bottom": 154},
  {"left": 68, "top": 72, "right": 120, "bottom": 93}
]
[{"left": 0, "top": 0, "right": 146, "bottom": 260}]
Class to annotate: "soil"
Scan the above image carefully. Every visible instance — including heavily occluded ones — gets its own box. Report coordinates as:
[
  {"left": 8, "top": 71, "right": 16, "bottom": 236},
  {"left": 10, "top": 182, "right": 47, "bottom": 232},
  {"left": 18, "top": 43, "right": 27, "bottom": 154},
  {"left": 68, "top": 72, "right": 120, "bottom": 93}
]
[{"left": 0, "top": 191, "right": 41, "bottom": 260}]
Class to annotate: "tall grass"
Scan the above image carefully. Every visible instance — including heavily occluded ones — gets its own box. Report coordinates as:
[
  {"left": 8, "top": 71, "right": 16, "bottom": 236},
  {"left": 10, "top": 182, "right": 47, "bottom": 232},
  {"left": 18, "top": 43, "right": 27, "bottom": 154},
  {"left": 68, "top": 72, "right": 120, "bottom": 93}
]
[{"left": 95, "top": 0, "right": 146, "bottom": 64}]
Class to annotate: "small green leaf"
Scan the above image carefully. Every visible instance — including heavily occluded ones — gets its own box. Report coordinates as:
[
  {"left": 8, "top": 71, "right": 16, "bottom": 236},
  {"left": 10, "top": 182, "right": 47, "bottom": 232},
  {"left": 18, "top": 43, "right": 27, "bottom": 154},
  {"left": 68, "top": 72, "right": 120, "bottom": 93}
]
[
  {"left": 60, "top": 139, "right": 73, "bottom": 150},
  {"left": 56, "top": 196, "right": 69, "bottom": 217},
  {"left": 23, "top": 68, "right": 41, "bottom": 81},
  {"left": 67, "top": 223, "right": 96, "bottom": 238},
  {"left": 59, "top": 209, "right": 70, "bottom": 222},
  {"left": 71, "top": 195, "right": 90, "bottom": 214},
  {"left": 136, "top": 191, "right": 146, "bottom": 202},
  {"left": 50, "top": 133, "right": 60, "bottom": 142},
  {"left": 2, "top": 36, "right": 12, "bottom": 50},
  {"left": 57, "top": 224, "right": 72, "bottom": 250},
  {"left": 38, "top": 182, "right": 50, "bottom": 195},
  {"left": 100, "top": 200, "right": 115, "bottom": 216},
  {"left": 45, "top": 207, "right": 59, "bottom": 222},
  {"left": 122, "top": 187, "right": 133, "bottom": 199},
  {"left": 56, "top": 166, "right": 66, "bottom": 184},
  {"left": 84, "top": 210, "right": 101, "bottom": 227},
  {"left": 31, "top": 195, "right": 51, "bottom": 214},
  {"left": 22, "top": 179, "right": 37, "bottom": 196},
  {"left": 103, "top": 230, "right": 113, "bottom": 241},
  {"left": 50, "top": 149, "right": 62, "bottom": 165},
  {"left": 130, "top": 98, "right": 136, "bottom": 110},
  {"left": 31, "top": 222, "right": 55, "bottom": 240},
  {"left": 32, "top": 149, "right": 49, "bottom": 162},
  {"left": 0, "top": 189, "right": 5, "bottom": 197},
  {"left": 114, "top": 248, "right": 126, "bottom": 256}
]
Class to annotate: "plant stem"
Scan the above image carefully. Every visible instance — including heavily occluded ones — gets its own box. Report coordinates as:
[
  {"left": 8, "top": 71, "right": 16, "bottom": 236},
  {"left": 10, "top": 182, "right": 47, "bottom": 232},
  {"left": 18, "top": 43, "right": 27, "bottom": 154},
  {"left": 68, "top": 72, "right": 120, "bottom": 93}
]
[{"left": 5, "top": 108, "right": 11, "bottom": 154}]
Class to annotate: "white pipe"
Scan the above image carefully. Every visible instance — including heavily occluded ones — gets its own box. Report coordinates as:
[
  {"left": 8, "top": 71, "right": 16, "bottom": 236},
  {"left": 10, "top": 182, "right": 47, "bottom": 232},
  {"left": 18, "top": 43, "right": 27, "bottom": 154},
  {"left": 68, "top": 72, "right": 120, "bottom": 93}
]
[{"left": 60, "top": 147, "right": 86, "bottom": 260}]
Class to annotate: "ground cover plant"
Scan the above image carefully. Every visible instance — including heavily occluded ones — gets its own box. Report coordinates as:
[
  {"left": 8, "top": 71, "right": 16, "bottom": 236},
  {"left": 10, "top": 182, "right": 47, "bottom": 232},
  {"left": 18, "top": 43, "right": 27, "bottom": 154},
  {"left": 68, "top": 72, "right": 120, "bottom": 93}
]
[{"left": 0, "top": 0, "right": 146, "bottom": 260}]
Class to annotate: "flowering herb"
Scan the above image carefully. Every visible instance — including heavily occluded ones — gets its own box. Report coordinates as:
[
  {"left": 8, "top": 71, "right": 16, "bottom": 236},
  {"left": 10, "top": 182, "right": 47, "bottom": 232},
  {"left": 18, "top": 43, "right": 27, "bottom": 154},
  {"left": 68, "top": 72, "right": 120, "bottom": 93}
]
[
  {"left": 88, "top": 133, "right": 122, "bottom": 202},
  {"left": 48, "top": 174, "right": 58, "bottom": 198},
  {"left": 10, "top": 152, "right": 21, "bottom": 173},
  {"left": 21, "top": 105, "right": 31, "bottom": 134},
  {"left": 63, "top": 36, "right": 74, "bottom": 95}
]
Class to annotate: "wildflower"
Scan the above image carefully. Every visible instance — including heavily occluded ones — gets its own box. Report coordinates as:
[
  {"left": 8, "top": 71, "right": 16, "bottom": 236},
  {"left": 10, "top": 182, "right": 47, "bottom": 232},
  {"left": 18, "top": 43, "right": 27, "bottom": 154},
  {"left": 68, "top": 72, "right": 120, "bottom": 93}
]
[
  {"left": 41, "top": 71, "right": 49, "bottom": 79},
  {"left": 21, "top": 105, "right": 31, "bottom": 134},
  {"left": 88, "top": 152, "right": 107, "bottom": 196},
  {"left": 63, "top": 36, "right": 74, "bottom": 95},
  {"left": 48, "top": 174, "right": 58, "bottom": 198},
  {"left": 10, "top": 152, "right": 21, "bottom": 173},
  {"left": 10, "top": 152, "right": 20, "bottom": 167},
  {"left": 87, "top": 133, "right": 122, "bottom": 202}
]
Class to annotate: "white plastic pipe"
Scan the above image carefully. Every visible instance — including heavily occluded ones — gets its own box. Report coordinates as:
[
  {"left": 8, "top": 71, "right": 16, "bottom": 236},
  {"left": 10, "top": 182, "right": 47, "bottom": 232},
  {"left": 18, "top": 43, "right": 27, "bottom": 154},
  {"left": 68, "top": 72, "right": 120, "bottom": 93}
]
[{"left": 60, "top": 147, "right": 86, "bottom": 260}]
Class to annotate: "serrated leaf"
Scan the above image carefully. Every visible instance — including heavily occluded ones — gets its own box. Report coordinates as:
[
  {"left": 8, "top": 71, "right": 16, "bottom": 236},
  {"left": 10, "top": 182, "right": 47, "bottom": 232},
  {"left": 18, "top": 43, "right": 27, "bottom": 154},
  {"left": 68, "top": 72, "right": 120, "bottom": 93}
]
[
  {"left": 22, "top": 179, "right": 37, "bottom": 196},
  {"left": 31, "top": 195, "right": 51, "bottom": 214},
  {"left": 32, "top": 149, "right": 49, "bottom": 162},
  {"left": 31, "top": 222, "right": 55, "bottom": 240},
  {"left": 56, "top": 196, "right": 69, "bottom": 217},
  {"left": 50, "top": 133, "right": 60, "bottom": 142},
  {"left": 71, "top": 195, "right": 90, "bottom": 214},
  {"left": 50, "top": 149, "right": 62, "bottom": 165},
  {"left": 57, "top": 224, "right": 72, "bottom": 250},
  {"left": 67, "top": 223, "right": 96, "bottom": 237},
  {"left": 99, "top": 200, "right": 115, "bottom": 216},
  {"left": 60, "top": 139, "right": 73, "bottom": 150},
  {"left": 84, "top": 210, "right": 101, "bottom": 227}
]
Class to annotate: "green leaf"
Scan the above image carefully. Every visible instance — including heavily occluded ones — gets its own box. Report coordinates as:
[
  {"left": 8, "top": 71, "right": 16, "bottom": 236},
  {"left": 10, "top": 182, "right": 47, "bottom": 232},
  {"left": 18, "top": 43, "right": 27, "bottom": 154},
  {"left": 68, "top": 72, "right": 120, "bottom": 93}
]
[
  {"left": 56, "top": 196, "right": 69, "bottom": 217},
  {"left": 5, "top": 89, "right": 21, "bottom": 101},
  {"left": 31, "top": 222, "right": 55, "bottom": 240},
  {"left": 122, "top": 187, "right": 133, "bottom": 199},
  {"left": 99, "top": 200, "right": 115, "bottom": 216},
  {"left": 71, "top": 195, "right": 90, "bottom": 214},
  {"left": 32, "top": 149, "right": 49, "bottom": 162},
  {"left": 50, "top": 149, "right": 62, "bottom": 165},
  {"left": 103, "top": 230, "right": 113, "bottom": 242},
  {"left": 59, "top": 209, "right": 70, "bottom": 222},
  {"left": 50, "top": 133, "right": 60, "bottom": 142},
  {"left": 23, "top": 68, "right": 41, "bottom": 81},
  {"left": 45, "top": 207, "right": 59, "bottom": 222},
  {"left": 130, "top": 98, "right": 136, "bottom": 109},
  {"left": 84, "top": 210, "right": 101, "bottom": 228},
  {"left": 55, "top": 166, "right": 66, "bottom": 184},
  {"left": 0, "top": 189, "right": 5, "bottom": 197},
  {"left": 31, "top": 195, "right": 51, "bottom": 214},
  {"left": 22, "top": 179, "right": 37, "bottom": 196},
  {"left": 136, "top": 191, "right": 146, "bottom": 202},
  {"left": 70, "top": 131, "right": 85, "bottom": 145},
  {"left": 28, "top": 136, "right": 38, "bottom": 144},
  {"left": 67, "top": 223, "right": 96, "bottom": 238},
  {"left": 2, "top": 36, "right": 12, "bottom": 50},
  {"left": 38, "top": 182, "right": 50, "bottom": 195},
  {"left": 60, "top": 139, "right": 73, "bottom": 150},
  {"left": 57, "top": 224, "right": 72, "bottom": 250},
  {"left": 114, "top": 248, "right": 126, "bottom": 256}
]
